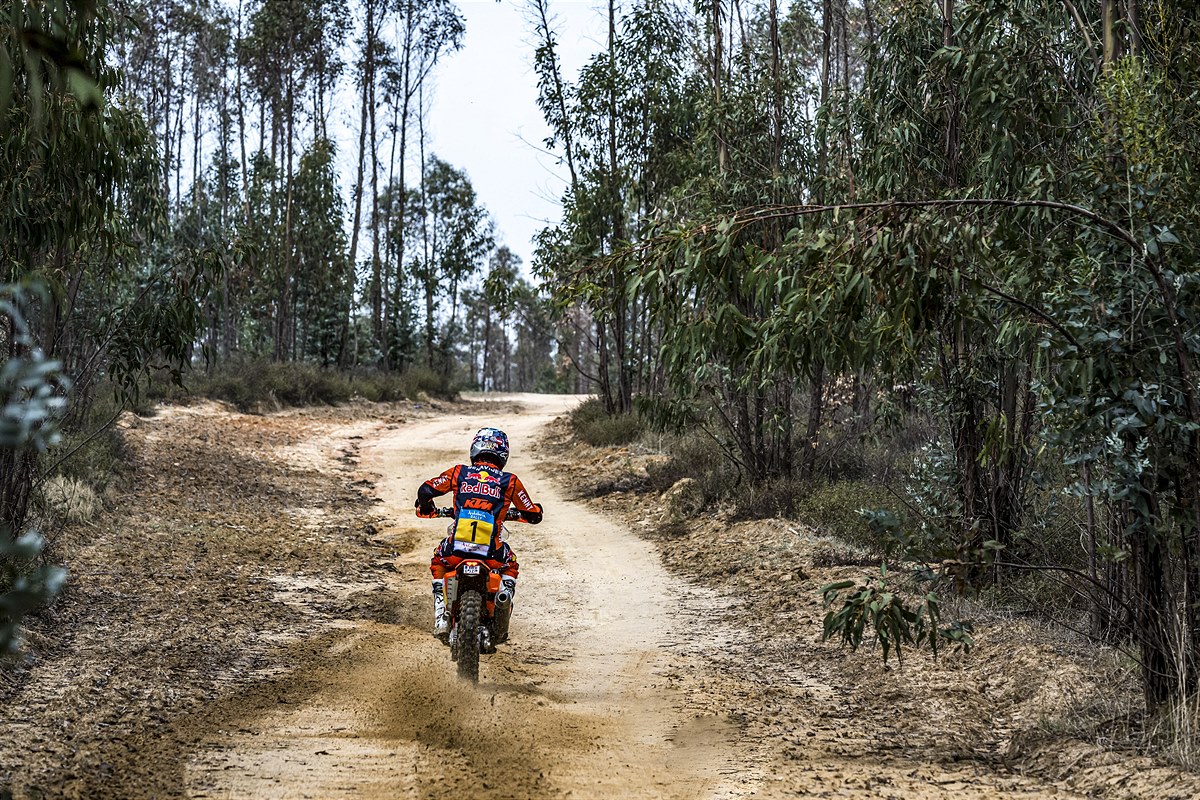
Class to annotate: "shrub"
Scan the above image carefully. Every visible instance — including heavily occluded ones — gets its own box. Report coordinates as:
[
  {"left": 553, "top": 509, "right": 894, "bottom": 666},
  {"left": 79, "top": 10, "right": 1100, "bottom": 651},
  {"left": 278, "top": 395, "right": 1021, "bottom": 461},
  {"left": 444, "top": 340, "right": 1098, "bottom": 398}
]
[
  {"left": 731, "top": 476, "right": 808, "bottom": 519},
  {"left": 569, "top": 398, "right": 643, "bottom": 446},
  {"left": 47, "top": 393, "right": 134, "bottom": 493},
  {"left": 392, "top": 365, "right": 455, "bottom": 402},
  {"left": 644, "top": 429, "right": 731, "bottom": 487},
  {"left": 794, "top": 480, "right": 900, "bottom": 555},
  {"left": 147, "top": 360, "right": 458, "bottom": 410}
]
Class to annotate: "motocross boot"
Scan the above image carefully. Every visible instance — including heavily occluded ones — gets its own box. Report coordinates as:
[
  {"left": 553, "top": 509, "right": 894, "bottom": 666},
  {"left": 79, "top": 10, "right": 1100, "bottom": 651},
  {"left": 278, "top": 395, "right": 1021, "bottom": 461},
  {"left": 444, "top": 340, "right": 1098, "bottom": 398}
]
[
  {"left": 432, "top": 579, "right": 450, "bottom": 643},
  {"left": 493, "top": 576, "right": 517, "bottom": 644}
]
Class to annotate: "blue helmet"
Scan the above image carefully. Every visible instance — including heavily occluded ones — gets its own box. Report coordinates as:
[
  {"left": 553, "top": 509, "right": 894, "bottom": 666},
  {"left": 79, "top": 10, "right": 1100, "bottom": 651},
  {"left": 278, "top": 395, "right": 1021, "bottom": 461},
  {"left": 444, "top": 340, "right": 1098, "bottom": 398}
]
[{"left": 470, "top": 427, "right": 509, "bottom": 469}]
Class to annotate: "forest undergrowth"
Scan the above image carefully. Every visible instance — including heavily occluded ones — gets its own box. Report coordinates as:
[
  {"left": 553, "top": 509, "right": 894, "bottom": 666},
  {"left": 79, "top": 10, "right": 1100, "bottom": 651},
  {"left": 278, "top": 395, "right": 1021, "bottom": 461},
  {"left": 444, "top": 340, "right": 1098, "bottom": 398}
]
[{"left": 144, "top": 361, "right": 459, "bottom": 413}]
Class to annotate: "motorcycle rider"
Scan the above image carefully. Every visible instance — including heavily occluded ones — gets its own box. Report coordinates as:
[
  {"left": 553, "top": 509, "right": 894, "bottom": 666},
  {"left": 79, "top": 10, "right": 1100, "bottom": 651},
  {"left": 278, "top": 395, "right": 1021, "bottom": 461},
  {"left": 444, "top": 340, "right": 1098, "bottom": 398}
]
[{"left": 415, "top": 427, "right": 543, "bottom": 643}]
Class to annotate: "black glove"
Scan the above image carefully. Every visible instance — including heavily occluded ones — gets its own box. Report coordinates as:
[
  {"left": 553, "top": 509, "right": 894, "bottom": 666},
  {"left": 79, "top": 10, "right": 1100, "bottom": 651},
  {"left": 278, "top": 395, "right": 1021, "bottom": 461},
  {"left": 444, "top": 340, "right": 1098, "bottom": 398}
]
[
  {"left": 525, "top": 503, "right": 544, "bottom": 525},
  {"left": 415, "top": 486, "right": 437, "bottom": 517}
]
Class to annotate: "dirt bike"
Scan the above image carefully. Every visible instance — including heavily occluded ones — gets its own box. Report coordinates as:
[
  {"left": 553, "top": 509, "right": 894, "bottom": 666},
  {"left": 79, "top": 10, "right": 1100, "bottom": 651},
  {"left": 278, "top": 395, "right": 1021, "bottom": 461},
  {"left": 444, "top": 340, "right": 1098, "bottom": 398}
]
[{"left": 430, "top": 506, "right": 529, "bottom": 683}]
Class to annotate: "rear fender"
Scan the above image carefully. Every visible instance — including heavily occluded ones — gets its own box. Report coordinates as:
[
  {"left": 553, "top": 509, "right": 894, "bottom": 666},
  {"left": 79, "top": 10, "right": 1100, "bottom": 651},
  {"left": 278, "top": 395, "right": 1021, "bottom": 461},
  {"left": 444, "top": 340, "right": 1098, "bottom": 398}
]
[{"left": 455, "top": 561, "right": 491, "bottom": 595}]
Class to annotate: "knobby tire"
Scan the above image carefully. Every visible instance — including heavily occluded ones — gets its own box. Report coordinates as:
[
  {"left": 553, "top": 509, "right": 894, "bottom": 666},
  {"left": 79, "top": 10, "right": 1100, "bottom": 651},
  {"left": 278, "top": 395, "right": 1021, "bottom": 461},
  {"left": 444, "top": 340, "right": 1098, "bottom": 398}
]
[{"left": 457, "top": 590, "right": 482, "bottom": 683}]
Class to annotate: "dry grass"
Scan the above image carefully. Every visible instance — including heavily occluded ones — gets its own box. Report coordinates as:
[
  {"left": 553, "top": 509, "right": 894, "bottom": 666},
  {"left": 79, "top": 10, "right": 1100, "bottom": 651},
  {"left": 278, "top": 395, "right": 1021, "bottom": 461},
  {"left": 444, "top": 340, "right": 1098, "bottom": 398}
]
[
  {"left": 1152, "top": 697, "right": 1200, "bottom": 770},
  {"left": 39, "top": 475, "right": 102, "bottom": 526}
]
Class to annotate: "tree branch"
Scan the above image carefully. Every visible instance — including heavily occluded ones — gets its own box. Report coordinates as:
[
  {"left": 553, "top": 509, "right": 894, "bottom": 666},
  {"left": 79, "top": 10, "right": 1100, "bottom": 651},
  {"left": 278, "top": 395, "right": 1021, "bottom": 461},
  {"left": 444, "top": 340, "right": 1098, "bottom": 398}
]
[
  {"left": 971, "top": 278, "right": 1083, "bottom": 352},
  {"left": 1062, "top": 0, "right": 1103, "bottom": 76}
]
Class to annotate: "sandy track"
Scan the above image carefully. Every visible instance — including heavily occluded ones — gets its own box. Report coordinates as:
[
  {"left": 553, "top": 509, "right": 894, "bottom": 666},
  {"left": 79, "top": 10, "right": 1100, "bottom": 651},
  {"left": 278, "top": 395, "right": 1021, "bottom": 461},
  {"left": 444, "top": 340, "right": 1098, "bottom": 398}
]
[{"left": 185, "top": 394, "right": 735, "bottom": 799}]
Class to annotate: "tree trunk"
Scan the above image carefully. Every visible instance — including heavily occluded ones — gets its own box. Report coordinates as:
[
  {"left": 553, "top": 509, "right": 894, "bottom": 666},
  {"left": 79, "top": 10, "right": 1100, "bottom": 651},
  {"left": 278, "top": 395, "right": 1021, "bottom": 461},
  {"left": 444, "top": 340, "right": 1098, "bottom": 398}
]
[
  {"left": 348, "top": 0, "right": 375, "bottom": 272},
  {"left": 606, "top": 0, "right": 631, "bottom": 415},
  {"left": 192, "top": 67, "right": 202, "bottom": 228},
  {"left": 482, "top": 305, "right": 492, "bottom": 390},
  {"left": 419, "top": 83, "right": 434, "bottom": 368},
  {"left": 174, "top": 56, "right": 186, "bottom": 215},
  {"left": 812, "top": 0, "right": 832, "bottom": 209},
  {"left": 369, "top": 31, "right": 383, "bottom": 359},
  {"left": 1126, "top": 0, "right": 1141, "bottom": 59},
  {"left": 711, "top": 0, "right": 726, "bottom": 173},
  {"left": 769, "top": 0, "right": 782, "bottom": 180},
  {"left": 596, "top": 317, "right": 613, "bottom": 414},
  {"left": 942, "top": 0, "right": 960, "bottom": 184},
  {"left": 800, "top": 367, "right": 825, "bottom": 480},
  {"left": 1103, "top": 0, "right": 1118, "bottom": 69},
  {"left": 1132, "top": 518, "right": 1174, "bottom": 710},
  {"left": 163, "top": 26, "right": 174, "bottom": 207},
  {"left": 285, "top": 69, "right": 296, "bottom": 361}
]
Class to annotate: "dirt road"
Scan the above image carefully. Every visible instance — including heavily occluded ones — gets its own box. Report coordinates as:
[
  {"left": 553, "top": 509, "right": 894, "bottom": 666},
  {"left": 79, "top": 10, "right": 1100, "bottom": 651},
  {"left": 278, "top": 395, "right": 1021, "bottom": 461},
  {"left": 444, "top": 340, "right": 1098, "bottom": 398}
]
[{"left": 185, "top": 394, "right": 736, "bottom": 799}]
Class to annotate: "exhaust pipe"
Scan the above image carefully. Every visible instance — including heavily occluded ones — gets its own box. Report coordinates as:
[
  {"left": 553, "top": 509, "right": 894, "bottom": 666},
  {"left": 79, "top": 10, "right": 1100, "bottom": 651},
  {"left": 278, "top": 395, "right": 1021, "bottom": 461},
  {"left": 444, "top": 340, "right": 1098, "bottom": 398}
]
[{"left": 495, "top": 576, "right": 516, "bottom": 606}]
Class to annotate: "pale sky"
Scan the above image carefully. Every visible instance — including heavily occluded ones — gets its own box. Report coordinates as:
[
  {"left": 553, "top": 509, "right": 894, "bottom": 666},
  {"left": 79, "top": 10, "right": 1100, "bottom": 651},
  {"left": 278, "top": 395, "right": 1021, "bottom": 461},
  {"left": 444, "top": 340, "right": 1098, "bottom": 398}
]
[{"left": 422, "top": 0, "right": 606, "bottom": 275}]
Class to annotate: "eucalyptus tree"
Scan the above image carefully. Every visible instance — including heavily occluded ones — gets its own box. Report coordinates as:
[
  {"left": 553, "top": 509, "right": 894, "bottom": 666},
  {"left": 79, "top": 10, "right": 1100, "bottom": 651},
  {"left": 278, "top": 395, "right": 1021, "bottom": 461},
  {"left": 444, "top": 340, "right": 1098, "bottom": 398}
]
[
  {"left": 348, "top": 0, "right": 464, "bottom": 363},
  {"left": 533, "top": 0, "right": 698, "bottom": 414},
  {"left": 172, "top": 147, "right": 243, "bottom": 366},
  {"left": 242, "top": 0, "right": 349, "bottom": 360},
  {"left": 1057, "top": 1, "right": 1200, "bottom": 705},
  {"left": 2, "top": 0, "right": 213, "bottom": 517},
  {"left": 528, "top": 0, "right": 580, "bottom": 191},
  {"left": 596, "top": 0, "right": 1200, "bottom": 710},
  {"left": 348, "top": 0, "right": 386, "bottom": 281},
  {"left": 407, "top": 157, "right": 494, "bottom": 368},
  {"left": 819, "top": 0, "right": 1199, "bottom": 705},
  {"left": 472, "top": 246, "right": 522, "bottom": 390},
  {"left": 836, "top": 0, "right": 1098, "bottom": 563},
  {"left": 1, "top": 0, "right": 214, "bottom": 644},
  {"left": 460, "top": 246, "right": 556, "bottom": 393},
  {"left": 536, "top": 0, "right": 835, "bottom": 476},
  {"left": 232, "top": 152, "right": 285, "bottom": 357},
  {"left": 507, "top": 278, "right": 557, "bottom": 392},
  {"left": 183, "top": 2, "right": 234, "bottom": 221},
  {"left": 376, "top": 0, "right": 464, "bottom": 364},
  {"left": 529, "top": 0, "right": 589, "bottom": 390},
  {"left": 291, "top": 138, "right": 354, "bottom": 366}
]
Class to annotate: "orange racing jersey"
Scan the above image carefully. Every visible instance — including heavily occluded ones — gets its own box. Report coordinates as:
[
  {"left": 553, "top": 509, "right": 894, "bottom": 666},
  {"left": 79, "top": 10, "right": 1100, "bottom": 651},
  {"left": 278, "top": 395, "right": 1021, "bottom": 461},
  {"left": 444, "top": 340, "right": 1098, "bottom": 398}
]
[{"left": 419, "top": 463, "right": 539, "bottom": 556}]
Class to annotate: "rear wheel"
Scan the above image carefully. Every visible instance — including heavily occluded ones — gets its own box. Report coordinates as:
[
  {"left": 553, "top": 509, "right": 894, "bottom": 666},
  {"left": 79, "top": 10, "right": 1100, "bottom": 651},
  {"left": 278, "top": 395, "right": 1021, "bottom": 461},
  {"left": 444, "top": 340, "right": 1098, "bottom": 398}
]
[{"left": 456, "top": 590, "right": 482, "bottom": 683}]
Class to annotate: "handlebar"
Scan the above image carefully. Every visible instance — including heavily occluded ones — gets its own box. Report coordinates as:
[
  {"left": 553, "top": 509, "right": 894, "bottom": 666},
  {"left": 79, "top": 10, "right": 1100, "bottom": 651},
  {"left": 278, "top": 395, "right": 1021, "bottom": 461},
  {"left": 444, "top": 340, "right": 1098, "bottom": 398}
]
[{"left": 429, "top": 507, "right": 530, "bottom": 521}]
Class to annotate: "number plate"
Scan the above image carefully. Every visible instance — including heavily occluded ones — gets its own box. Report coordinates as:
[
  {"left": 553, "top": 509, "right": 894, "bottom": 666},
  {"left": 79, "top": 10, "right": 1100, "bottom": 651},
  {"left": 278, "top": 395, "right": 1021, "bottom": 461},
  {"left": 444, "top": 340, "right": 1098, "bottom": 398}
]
[
  {"left": 461, "top": 563, "right": 481, "bottom": 576},
  {"left": 454, "top": 508, "right": 495, "bottom": 547}
]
